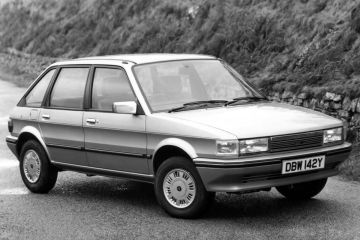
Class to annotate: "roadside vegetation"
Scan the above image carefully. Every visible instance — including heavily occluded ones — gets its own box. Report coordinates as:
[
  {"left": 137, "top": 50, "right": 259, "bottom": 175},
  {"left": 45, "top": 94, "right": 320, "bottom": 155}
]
[
  {"left": 339, "top": 144, "right": 360, "bottom": 181},
  {"left": 0, "top": 50, "right": 57, "bottom": 87},
  {"left": 1, "top": 0, "right": 360, "bottom": 97},
  {"left": 0, "top": 0, "right": 359, "bottom": 181}
]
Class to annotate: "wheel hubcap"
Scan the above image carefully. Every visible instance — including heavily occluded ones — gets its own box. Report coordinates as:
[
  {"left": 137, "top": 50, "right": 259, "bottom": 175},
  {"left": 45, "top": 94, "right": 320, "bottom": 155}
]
[
  {"left": 163, "top": 169, "right": 196, "bottom": 209},
  {"left": 23, "top": 150, "right": 41, "bottom": 183}
]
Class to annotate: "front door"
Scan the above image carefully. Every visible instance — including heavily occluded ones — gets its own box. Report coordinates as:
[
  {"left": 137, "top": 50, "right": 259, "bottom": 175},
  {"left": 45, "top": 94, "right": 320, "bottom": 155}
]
[{"left": 83, "top": 67, "right": 147, "bottom": 174}]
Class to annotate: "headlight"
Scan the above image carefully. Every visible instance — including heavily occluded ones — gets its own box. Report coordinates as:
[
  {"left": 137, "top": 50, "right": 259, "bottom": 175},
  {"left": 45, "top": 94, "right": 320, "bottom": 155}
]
[
  {"left": 323, "top": 127, "right": 342, "bottom": 144},
  {"left": 239, "top": 138, "right": 268, "bottom": 154},
  {"left": 216, "top": 140, "right": 239, "bottom": 156}
]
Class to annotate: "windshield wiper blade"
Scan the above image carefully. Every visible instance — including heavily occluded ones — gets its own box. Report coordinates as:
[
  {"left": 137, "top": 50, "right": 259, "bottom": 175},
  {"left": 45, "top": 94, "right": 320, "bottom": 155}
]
[
  {"left": 168, "top": 106, "right": 189, "bottom": 113},
  {"left": 168, "top": 100, "right": 228, "bottom": 113},
  {"left": 225, "top": 96, "right": 267, "bottom": 106},
  {"left": 183, "top": 100, "right": 228, "bottom": 106}
]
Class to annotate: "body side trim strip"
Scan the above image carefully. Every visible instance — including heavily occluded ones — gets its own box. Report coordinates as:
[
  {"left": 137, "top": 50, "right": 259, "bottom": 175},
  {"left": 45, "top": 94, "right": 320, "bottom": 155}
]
[
  {"left": 86, "top": 147, "right": 150, "bottom": 158},
  {"left": 46, "top": 143, "right": 83, "bottom": 151},
  {"left": 46, "top": 143, "right": 151, "bottom": 158}
]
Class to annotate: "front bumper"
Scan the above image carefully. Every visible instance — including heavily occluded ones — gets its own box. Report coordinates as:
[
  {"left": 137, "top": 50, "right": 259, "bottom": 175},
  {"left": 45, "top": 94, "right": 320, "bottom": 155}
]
[{"left": 194, "top": 142, "right": 352, "bottom": 192}]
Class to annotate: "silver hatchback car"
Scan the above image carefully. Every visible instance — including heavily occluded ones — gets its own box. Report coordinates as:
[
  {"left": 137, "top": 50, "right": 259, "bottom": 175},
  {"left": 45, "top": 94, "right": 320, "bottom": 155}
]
[{"left": 6, "top": 54, "right": 352, "bottom": 218}]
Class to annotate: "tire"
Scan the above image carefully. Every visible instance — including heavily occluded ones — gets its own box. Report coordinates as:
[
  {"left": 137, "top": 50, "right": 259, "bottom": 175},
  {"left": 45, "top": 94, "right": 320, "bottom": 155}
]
[
  {"left": 276, "top": 178, "right": 327, "bottom": 200},
  {"left": 154, "top": 156, "right": 214, "bottom": 218},
  {"left": 19, "top": 140, "right": 58, "bottom": 193}
]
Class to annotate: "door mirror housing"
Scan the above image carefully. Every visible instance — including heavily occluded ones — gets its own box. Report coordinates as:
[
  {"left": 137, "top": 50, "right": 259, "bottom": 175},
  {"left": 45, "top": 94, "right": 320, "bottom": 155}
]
[{"left": 113, "top": 101, "right": 137, "bottom": 114}]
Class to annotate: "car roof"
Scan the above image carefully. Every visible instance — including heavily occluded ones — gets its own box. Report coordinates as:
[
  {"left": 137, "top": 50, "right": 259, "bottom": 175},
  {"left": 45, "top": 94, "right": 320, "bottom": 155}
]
[{"left": 52, "top": 53, "right": 216, "bottom": 66}]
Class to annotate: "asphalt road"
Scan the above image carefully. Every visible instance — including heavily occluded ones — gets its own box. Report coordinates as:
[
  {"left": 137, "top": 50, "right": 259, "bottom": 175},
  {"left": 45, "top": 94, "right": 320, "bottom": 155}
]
[{"left": 0, "top": 80, "right": 359, "bottom": 240}]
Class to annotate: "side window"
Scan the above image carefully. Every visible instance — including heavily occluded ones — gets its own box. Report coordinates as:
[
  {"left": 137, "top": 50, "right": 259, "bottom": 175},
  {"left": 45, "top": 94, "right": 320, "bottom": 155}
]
[
  {"left": 25, "top": 69, "right": 55, "bottom": 107},
  {"left": 50, "top": 68, "right": 89, "bottom": 109},
  {"left": 92, "top": 68, "right": 136, "bottom": 111}
]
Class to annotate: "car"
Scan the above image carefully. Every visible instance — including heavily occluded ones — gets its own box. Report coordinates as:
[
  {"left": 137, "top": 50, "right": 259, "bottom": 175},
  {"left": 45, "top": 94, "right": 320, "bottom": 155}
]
[{"left": 6, "top": 54, "right": 352, "bottom": 218}]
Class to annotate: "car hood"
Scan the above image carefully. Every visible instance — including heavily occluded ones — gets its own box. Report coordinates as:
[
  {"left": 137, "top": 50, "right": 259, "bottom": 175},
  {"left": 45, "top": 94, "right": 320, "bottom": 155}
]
[{"left": 161, "top": 102, "right": 342, "bottom": 139}]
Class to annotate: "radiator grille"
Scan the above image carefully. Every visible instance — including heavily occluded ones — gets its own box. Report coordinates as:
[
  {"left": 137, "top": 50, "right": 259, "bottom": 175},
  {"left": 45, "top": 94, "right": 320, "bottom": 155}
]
[{"left": 269, "top": 131, "right": 323, "bottom": 153}]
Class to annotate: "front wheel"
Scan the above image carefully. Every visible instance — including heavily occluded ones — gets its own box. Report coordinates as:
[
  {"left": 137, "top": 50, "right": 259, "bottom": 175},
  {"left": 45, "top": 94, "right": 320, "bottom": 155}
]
[
  {"left": 154, "top": 157, "right": 214, "bottom": 218},
  {"left": 276, "top": 178, "right": 327, "bottom": 200}
]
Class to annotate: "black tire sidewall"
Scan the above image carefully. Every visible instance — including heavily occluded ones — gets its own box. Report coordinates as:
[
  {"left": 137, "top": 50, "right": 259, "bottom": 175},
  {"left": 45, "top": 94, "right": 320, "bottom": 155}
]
[
  {"left": 19, "top": 140, "right": 57, "bottom": 193},
  {"left": 155, "top": 156, "right": 214, "bottom": 218}
]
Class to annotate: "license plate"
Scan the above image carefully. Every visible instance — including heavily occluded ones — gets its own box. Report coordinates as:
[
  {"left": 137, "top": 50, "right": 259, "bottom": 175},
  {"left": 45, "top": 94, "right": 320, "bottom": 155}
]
[{"left": 281, "top": 155, "right": 325, "bottom": 174}]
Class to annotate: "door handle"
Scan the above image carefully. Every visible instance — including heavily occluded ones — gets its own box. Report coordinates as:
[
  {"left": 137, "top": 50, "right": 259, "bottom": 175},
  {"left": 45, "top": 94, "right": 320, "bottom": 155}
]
[
  {"left": 42, "top": 114, "right": 50, "bottom": 120},
  {"left": 86, "top": 118, "right": 98, "bottom": 124}
]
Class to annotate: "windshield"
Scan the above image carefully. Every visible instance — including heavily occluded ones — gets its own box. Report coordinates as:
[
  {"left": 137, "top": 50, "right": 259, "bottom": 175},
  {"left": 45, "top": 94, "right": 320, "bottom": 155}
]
[{"left": 133, "top": 59, "right": 263, "bottom": 112}]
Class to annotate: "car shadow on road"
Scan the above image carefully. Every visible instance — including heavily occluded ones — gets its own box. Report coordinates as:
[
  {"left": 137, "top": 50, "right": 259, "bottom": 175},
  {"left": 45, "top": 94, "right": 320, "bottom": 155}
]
[
  {"left": 204, "top": 192, "right": 345, "bottom": 221},
  {"left": 51, "top": 176, "right": 158, "bottom": 207}
]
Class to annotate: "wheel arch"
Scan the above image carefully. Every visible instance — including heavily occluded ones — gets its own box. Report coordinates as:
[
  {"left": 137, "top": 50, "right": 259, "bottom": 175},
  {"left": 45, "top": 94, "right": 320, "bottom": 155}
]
[
  {"left": 16, "top": 126, "right": 50, "bottom": 160},
  {"left": 151, "top": 138, "right": 198, "bottom": 174}
]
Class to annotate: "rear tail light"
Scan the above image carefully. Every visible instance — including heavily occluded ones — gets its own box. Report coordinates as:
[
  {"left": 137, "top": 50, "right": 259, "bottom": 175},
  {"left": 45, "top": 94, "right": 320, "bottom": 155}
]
[{"left": 8, "top": 119, "right": 13, "bottom": 133}]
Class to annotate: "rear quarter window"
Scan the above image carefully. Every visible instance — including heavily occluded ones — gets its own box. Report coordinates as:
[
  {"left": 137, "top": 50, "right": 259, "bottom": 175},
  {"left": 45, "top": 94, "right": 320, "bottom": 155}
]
[{"left": 25, "top": 69, "right": 55, "bottom": 107}]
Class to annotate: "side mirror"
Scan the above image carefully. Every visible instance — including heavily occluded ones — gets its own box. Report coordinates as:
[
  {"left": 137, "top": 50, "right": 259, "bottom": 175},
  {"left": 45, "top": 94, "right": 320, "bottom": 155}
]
[{"left": 113, "top": 101, "right": 137, "bottom": 114}]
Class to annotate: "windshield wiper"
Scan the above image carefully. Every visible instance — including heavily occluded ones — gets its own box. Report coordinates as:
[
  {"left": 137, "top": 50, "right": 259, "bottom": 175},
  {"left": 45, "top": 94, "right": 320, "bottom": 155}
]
[
  {"left": 183, "top": 100, "right": 228, "bottom": 106},
  {"left": 168, "top": 100, "right": 227, "bottom": 113},
  {"left": 225, "top": 96, "right": 268, "bottom": 106}
]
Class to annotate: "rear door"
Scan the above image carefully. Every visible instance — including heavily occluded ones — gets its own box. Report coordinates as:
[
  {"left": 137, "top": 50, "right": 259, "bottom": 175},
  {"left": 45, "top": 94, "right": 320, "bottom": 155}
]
[
  {"left": 83, "top": 66, "right": 147, "bottom": 174},
  {"left": 39, "top": 66, "right": 89, "bottom": 166}
]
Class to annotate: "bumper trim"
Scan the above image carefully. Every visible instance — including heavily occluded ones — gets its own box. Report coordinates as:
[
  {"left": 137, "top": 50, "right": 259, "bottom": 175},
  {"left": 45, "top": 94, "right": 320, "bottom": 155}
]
[
  {"left": 194, "top": 142, "right": 352, "bottom": 168},
  {"left": 198, "top": 168, "right": 339, "bottom": 192},
  {"left": 6, "top": 135, "right": 18, "bottom": 158},
  {"left": 6, "top": 135, "right": 18, "bottom": 144}
]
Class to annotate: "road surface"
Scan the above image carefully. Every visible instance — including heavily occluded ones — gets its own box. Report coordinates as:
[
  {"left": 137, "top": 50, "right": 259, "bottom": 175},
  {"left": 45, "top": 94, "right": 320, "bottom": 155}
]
[{"left": 0, "top": 79, "right": 359, "bottom": 240}]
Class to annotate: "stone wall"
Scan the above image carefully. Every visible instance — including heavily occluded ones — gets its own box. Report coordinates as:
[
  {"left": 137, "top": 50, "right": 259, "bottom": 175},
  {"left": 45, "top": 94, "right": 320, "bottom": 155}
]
[{"left": 269, "top": 91, "right": 360, "bottom": 143}]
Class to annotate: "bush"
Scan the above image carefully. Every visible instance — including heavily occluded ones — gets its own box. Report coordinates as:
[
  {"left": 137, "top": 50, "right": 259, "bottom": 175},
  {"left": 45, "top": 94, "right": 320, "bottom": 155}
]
[
  {"left": 339, "top": 144, "right": 360, "bottom": 181},
  {"left": 351, "top": 4, "right": 360, "bottom": 34}
]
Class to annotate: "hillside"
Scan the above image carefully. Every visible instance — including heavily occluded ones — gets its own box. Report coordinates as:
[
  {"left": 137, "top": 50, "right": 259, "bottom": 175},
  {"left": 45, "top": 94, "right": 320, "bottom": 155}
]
[{"left": 1, "top": 0, "right": 360, "bottom": 97}]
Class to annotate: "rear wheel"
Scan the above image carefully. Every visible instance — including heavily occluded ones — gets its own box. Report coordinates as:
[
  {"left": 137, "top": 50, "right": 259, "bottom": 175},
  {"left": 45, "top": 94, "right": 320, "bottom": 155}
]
[
  {"left": 154, "top": 156, "right": 214, "bottom": 218},
  {"left": 276, "top": 178, "right": 327, "bottom": 200},
  {"left": 19, "top": 140, "right": 58, "bottom": 193}
]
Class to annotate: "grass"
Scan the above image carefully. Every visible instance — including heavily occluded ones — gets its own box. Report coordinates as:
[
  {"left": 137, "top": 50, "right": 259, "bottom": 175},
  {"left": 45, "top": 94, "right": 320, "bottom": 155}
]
[
  {"left": 0, "top": 0, "right": 360, "bottom": 98},
  {"left": 0, "top": 51, "right": 58, "bottom": 87}
]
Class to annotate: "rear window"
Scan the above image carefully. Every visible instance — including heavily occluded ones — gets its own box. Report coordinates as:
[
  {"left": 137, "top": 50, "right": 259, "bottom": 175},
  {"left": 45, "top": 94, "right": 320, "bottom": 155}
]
[
  {"left": 25, "top": 69, "right": 55, "bottom": 107},
  {"left": 50, "top": 68, "right": 89, "bottom": 109}
]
